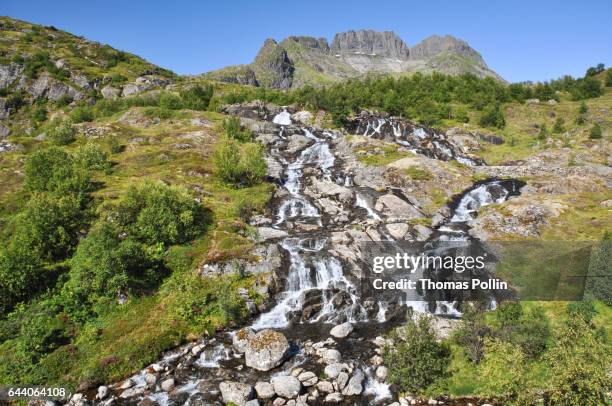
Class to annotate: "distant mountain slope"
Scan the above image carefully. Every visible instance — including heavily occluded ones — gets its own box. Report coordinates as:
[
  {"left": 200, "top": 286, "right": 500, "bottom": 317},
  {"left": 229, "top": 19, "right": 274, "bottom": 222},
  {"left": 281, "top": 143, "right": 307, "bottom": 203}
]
[{"left": 204, "top": 29, "right": 503, "bottom": 88}]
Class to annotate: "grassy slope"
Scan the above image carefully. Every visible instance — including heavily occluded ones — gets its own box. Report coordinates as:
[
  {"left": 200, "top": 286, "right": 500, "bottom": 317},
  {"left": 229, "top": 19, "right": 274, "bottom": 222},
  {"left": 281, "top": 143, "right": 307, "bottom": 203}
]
[{"left": 0, "top": 105, "right": 274, "bottom": 388}]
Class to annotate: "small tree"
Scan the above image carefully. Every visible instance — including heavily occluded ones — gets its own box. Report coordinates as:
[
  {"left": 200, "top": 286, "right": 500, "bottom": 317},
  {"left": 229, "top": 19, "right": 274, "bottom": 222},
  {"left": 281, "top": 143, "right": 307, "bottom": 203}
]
[
  {"left": 222, "top": 116, "right": 252, "bottom": 142},
  {"left": 180, "top": 84, "right": 213, "bottom": 110},
  {"left": 479, "top": 104, "right": 506, "bottom": 129},
  {"left": 47, "top": 120, "right": 77, "bottom": 145},
  {"left": 553, "top": 117, "right": 565, "bottom": 133},
  {"left": 589, "top": 123, "right": 602, "bottom": 139},
  {"left": 537, "top": 123, "right": 549, "bottom": 140},
  {"left": 384, "top": 315, "right": 451, "bottom": 394},
  {"left": 578, "top": 101, "right": 589, "bottom": 114}
]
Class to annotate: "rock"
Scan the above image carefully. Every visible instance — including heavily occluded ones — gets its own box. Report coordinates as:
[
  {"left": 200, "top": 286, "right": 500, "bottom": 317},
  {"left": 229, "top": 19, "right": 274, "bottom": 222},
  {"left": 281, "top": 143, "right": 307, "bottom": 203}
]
[
  {"left": 316, "top": 381, "right": 334, "bottom": 393},
  {"left": 254, "top": 381, "right": 275, "bottom": 399},
  {"left": 119, "top": 379, "right": 134, "bottom": 389},
  {"left": 257, "top": 227, "right": 289, "bottom": 242},
  {"left": 0, "top": 64, "right": 24, "bottom": 89},
  {"left": 96, "top": 386, "right": 109, "bottom": 400},
  {"left": 272, "top": 398, "right": 286, "bottom": 406},
  {"left": 101, "top": 85, "right": 120, "bottom": 99},
  {"left": 375, "top": 194, "right": 422, "bottom": 222},
  {"left": 233, "top": 327, "right": 255, "bottom": 353},
  {"left": 329, "top": 322, "right": 353, "bottom": 339},
  {"left": 286, "top": 133, "right": 313, "bottom": 154},
  {"left": 336, "top": 372, "right": 349, "bottom": 390},
  {"left": 144, "top": 373, "right": 157, "bottom": 385},
  {"left": 245, "top": 400, "right": 260, "bottom": 406},
  {"left": 120, "top": 386, "right": 145, "bottom": 398},
  {"left": 271, "top": 375, "right": 302, "bottom": 398},
  {"left": 370, "top": 355, "right": 384, "bottom": 366},
  {"left": 244, "top": 329, "right": 290, "bottom": 371},
  {"left": 341, "top": 369, "right": 364, "bottom": 396},
  {"left": 321, "top": 348, "right": 342, "bottom": 364},
  {"left": 160, "top": 378, "right": 175, "bottom": 391},
  {"left": 413, "top": 224, "right": 433, "bottom": 241},
  {"left": 219, "top": 381, "right": 255, "bottom": 406},
  {"left": 137, "top": 398, "right": 158, "bottom": 406},
  {"left": 375, "top": 366, "right": 388, "bottom": 381},
  {"left": 331, "top": 30, "right": 409, "bottom": 59},
  {"left": 291, "top": 111, "right": 313, "bottom": 125},
  {"left": 28, "top": 74, "right": 83, "bottom": 101},
  {"left": 324, "top": 392, "right": 343, "bottom": 403},
  {"left": 324, "top": 363, "right": 348, "bottom": 379},
  {"left": 0, "top": 122, "right": 10, "bottom": 138},
  {"left": 297, "top": 371, "right": 318, "bottom": 386},
  {"left": 252, "top": 39, "right": 294, "bottom": 89},
  {"left": 386, "top": 223, "right": 409, "bottom": 240}
]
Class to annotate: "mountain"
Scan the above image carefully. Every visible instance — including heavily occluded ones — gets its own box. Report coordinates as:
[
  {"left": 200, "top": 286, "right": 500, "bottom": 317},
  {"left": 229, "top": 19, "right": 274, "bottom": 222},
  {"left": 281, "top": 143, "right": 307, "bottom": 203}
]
[{"left": 205, "top": 29, "right": 503, "bottom": 88}]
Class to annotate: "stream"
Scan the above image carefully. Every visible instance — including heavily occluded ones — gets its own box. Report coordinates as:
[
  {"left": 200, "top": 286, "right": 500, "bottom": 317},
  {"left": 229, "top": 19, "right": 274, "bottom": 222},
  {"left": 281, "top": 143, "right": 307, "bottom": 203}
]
[{"left": 94, "top": 108, "right": 524, "bottom": 406}]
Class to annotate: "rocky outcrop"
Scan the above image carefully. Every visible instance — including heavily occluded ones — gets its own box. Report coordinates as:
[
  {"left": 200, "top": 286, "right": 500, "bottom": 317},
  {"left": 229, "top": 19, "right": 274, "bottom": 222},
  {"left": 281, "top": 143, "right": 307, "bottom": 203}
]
[
  {"left": 409, "top": 35, "right": 483, "bottom": 62},
  {"left": 244, "top": 329, "right": 290, "bottom": 371},
  {"left": 331, "top": 30, "right": 410, "bottom": 59},
  {"left": 288, "top": 36, "right": 330, "bottom": 51},
  {"left": 252, "top": 39, "right": 294, "bottom": 89},
  {"left": 0, "top": 63, "right": 24, "bottom": 88},
  {"left": 28, "top": 73, "right": 84, "bottom": 101}
]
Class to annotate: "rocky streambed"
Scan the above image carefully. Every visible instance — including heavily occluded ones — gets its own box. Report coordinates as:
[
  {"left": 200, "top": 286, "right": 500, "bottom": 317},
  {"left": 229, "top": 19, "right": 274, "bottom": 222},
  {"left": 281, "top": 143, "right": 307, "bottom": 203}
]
[{"left": 68, "top": 103, "right": 525, "bottom": 406}]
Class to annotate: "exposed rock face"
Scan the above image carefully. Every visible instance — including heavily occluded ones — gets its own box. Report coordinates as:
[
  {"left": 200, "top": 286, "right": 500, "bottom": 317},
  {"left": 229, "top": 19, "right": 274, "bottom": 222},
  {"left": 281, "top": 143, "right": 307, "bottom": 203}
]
[
  {"left": 252, "top": 39, "right": 294, "bottom": 88},
  {"left": 244, "top": 329, "right": 290, "bottom": 371},
  {"left": 331, "top": 30, "right": 410, "bottom": 59},
  {"left": 288, "top": 36, "right": 330, "bottom": 51},
  {"left": 28, "top": 74, "right": 84, "bottom": 101},
  {"left": 409, "top": 35, "right": 483, "bottom": 62},
  {"left": 0, "top": 63, "right": 24, "bottom": 88}
]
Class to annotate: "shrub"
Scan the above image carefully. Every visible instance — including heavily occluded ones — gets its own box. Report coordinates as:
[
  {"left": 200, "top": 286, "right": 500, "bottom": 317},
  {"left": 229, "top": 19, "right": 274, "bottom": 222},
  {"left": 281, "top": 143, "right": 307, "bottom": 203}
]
[
  {"left": 578, "top": 101, "right": 589, "bottom": 114},
  {"left": 180, "top": 84, "right": 213, "bottom": 110},
  {"left": 384, "top": 315, "right": 451, "bottom": 394},
  {"left": 453, "top": 107, "right": 470, "bottom": 123},
  {"left": 566, "top": 301, "right": 597, "bottom": 324},
  {"left": 537, "top": 123, "right": 549, "bottom": 140},
  {"left": 69, "top": 106, "right": 94, "bottom": 123},
  {"left": 545, "top": 317, "right": 610, "bottom": 405},
  {"left": 47, "top": 120, "right": 77, "bottom": 145},
  {"left": 15, "top": 193, "right": 84, "bottom": 260},
  {"left": 552, "top": 117, "right": 565, "bottom": 133},
  {"left": 479, "top": 104, "right": 506, "bottom": 129},
  {"left": 158, "top": 92, "right": 182, "bottom": 110},
  {"left": 213, "top": 139, "right": 266, "bottom": 186},
  {"left": 0, "top": 233, "right": 43, "bottom": 314},
  {"left": 105, "top": 136, "right": 123, "bottom": 154},
  {"left": 453, "top": 304, "right": 491, "bottom": 363},
  {"left": 24, "top": 147, "right": 91, "bottom": 198},
  {"left": 114, "top": 181, "right": 206, "bottom": 246},
  {"left": 589, "top": 123, "right": 602, "bottom": 139},
  {"left": 222, "top": 116, "right": 252, "bottom": 142},
  {"left": 63, "top": 223, "right": 158, "bottom": 314},
  {"left": 31, "top": 106, "right": 47, "bottom": 123},
  {"left": 75, "top": 143, "right": 110, "bottom": 171}
]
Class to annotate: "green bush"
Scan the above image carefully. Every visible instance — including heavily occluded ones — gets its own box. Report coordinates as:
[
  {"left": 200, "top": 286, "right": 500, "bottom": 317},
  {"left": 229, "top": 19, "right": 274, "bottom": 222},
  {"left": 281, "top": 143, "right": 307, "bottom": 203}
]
[
  {"left": 578, "top": 101, "right": 589, "bottom": 114},
  {"left": 213, "top": 139, "right": 266, "bottom": 186},
  {"left": 75, "top": 143, "right": 110, "bottom": 171},
  {"left": 15, "top": 193, "right": 84, "bottom": 261},
  {"left": 47, "top": 120, "right": 77, "bottom": 145},
  {"left": 63, "top": 223, "right": 159, "bottom": 316},
  {"left": 114, "top": 181, "right": 206, "bottom": 246},
  {"left": 453, "top": 304, "right": 491, "bottom": 363},
  {"left": 589, "top": 123, "right": 602, "bottom": 139},
  {"left": 24, "top": 147, "right": 91, "bottom": 198},
  {"left": 222, "top": 116, "right": 252, "bottom": 142},
  {"left": 552, "top": 117, "right": 565, "bottom": 133},
  {"left": 479, "top": 104, "right": 506, "bottom": 129},
  {"left": 69, "top": 106, "right": 94, "bottom": 123},
  {"left": 537, "top": 123, "right": 549, "bottom": 140},
  {"left": 31, "top": 106, "right": 47, "bottom": 123},
  {"left": 180, "top": 84, "right": 213, "bottom": 110},
  {"left": 384, "top": 316, "right": 451, "bottom": 394},
  {"left": 159, "top": 92, "right": 182, "bottom": 110}
]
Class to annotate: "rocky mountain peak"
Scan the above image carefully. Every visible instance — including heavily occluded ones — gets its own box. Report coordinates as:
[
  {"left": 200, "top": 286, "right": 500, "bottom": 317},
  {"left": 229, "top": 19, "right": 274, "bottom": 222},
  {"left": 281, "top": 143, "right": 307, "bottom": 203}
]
[
  {"left": 287, "top": 36, "right": 330, "bottom": 52},
  {"left": 409, "top": 35, "right": 484, "bottom": 64},
  {"left": 252, "top": 38, "right": 294, "bottom": 88},
  {"left": 331, "top": 29, "right": 410, "bottom": 59}
]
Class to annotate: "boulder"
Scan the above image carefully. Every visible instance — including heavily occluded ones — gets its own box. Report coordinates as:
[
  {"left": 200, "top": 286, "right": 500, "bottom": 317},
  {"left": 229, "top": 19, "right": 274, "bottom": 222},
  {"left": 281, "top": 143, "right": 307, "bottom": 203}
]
[
  {"left": 374, "top": 194, "right": 422, "bottom": 221},
  {"left": 336, "top": 372, "right": 349, "bottom": 390},
  {"left": 96, "top": 386, "right": 109, "bottom": 400},
  {"left": 376, "top": 366, "right": 388, "bottom": 381},
  {"left": 0, "top": 122, "right": 10, "bottom": 138},
  {"left": 271, "top": 375, "right": 301, "bottom": 398},
  {"left": 101, "top": 85, "right": 120, "bottom": 99},
  {"left": 321, "top": 348, "right": 342, "bottom": 364},
  {"left": 160, "top": 378, "right": 175, "bottom": 391},
  {"left": 233, "top": 327, "right": 255, "bottom": 353},
  {"left": 254, "top": 381, "right": 275, "bottom": 399},
  {"left": 316, "top": 380, "right": 334, "bottom": 393},
  {"left": 244, "top": 329, "right": 290, "bottom": 371},
  {"left": 386, "top": 223, "right": 409, "bottom": 240},
  {"left": 0, "top": 63, "right": 24, "bottom": 88},
  {"left": 324, "top": 363, "right": 348, "bottom": 379},
  {"left": 219, "top": 381, "right": 255, "bottom": 406},
  {"left": 329, "top": 322, "right": 353, "bottom": 339},
  {"left": 286, "top": 133, "right": 313, "bottom": 154},
  {"left": 297, "top": 371, "right": 318, "bottom": 386},
  {"left": 291, "top": 111, "right": 313, "bottom": 125},
  {"left": 324, "top": 392, "right": 343, "bottom": 403},
  {"left": 257, "top": 227, "right": 289, "bottom": 242},
  {"left": 341, "top": 369, "right": 364, "bottom": 396}
]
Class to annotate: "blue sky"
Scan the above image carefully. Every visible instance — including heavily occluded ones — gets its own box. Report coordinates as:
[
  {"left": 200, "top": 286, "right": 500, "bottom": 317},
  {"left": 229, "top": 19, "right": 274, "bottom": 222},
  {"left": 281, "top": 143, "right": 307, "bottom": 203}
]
[{"left": 2, "top": 0, "right": 611, "bottom": 82}]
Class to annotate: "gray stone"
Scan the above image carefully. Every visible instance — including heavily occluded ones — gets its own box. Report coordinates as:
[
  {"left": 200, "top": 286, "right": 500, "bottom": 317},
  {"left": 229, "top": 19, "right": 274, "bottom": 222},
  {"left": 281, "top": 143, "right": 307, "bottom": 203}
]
[
  {"left": 324, "top": 392, "right": 343, "bottom": 403},
  {"left": 321, "top": 348, "right": 342, "bottom": 364},
  {"left": 245, "top": 400, "right": 260, "bottom": 406},
  {"left": 160, "top": 378, "right": 175, "bottom": 391},
  {"left": 101, "top": 85, "right": 120, "bottom": 99},
  {"left": 271, "top": 375, "right": 301, "bottom": 398},
  {"left": 286, "top": 133, "right": 312, "bottom": 154},
  {"left": 386, "top": 223, "right": 409, "bottom": 240},
  {"left": 0, "top": 63, "right": 24, "bottom": 89},
  {"left": 97, "top": 386, "right": 109, "bottom": 400},
  {"left": 0, "top": 122, "right": 9, "bottom": 138},
  {"left": 219, "top": 381, "right": 254, "bottom": 406},
  {"left": 254, "top": 381, "right": 275, "bottom": 399},
  {"left": 336, "top": 372, "right": 349, "bottom": 390},
  {"left": 324, "top": 363, "right": 348, "bottom": 379},
  {"left": 329, "top": 322, "right": 353, "bottom": 339},
  {"left": 375, "top": 366, "right": 388, "bottom": 381},
  {"left": 316, "top": 380, "right": 334, "bottom": 393},
  {"left": 331, "top": 30, "right": 409, "bottom": 59},
  {"left": 374, "top": 194, "right": 422, "bottom": 221},
  {"left": 244, "top": 329, "right": 290, "bottom": 371},
  {"left": 297, "top": 371, "right": 318, "bottom": 386},
  {"left": 232, "top": 327, "right": 255, "bottom": 353},
  {"left": 341, "top": 369, "right": 364, "bottom": 396},
  {"left": 257, "top": 227, "right": 289, "bottom": 242}
]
